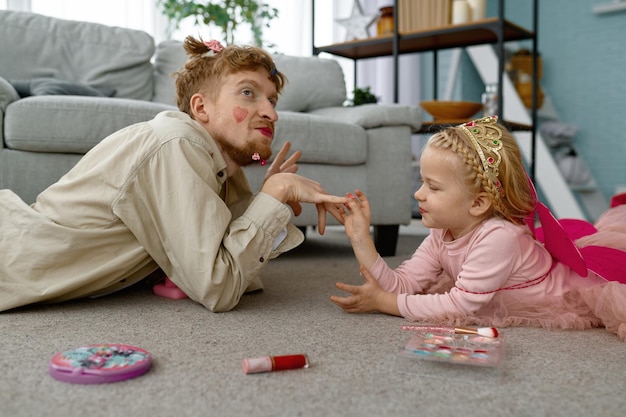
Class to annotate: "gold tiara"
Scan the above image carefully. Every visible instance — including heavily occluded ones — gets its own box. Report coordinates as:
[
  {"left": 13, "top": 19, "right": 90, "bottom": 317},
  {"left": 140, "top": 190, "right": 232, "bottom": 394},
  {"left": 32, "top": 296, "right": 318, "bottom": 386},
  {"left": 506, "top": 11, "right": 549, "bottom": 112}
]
[{"left": 458, "top": 116, "right": 503, "bottom": 177}]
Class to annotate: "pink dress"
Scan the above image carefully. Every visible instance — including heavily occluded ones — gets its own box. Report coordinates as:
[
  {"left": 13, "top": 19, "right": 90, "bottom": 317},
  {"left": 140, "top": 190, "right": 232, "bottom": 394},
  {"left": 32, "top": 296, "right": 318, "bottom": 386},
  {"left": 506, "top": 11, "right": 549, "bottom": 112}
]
[{"left": 369, "top": 204, "right": 626, "bottom": 341}]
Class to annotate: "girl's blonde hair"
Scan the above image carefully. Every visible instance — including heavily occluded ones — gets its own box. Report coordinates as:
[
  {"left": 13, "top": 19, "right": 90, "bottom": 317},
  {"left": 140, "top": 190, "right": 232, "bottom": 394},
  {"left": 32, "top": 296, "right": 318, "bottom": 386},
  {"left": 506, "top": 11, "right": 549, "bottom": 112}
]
[
  {"left": 426, "top": 120, "right": 535, "bottom": 224},
  {"left": 173, "top": 36, "right": 287, "bottom": 116}
]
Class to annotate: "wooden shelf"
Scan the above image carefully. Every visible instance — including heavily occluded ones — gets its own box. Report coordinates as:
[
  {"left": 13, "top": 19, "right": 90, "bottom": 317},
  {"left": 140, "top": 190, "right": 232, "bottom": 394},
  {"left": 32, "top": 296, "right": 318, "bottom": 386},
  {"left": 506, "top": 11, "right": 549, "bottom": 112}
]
[
  {"left": 416, "top": 120, "right": 533, "bottom": 134},
  {"left": 314, "top": 18, "right": 534, "bottom": 60}
]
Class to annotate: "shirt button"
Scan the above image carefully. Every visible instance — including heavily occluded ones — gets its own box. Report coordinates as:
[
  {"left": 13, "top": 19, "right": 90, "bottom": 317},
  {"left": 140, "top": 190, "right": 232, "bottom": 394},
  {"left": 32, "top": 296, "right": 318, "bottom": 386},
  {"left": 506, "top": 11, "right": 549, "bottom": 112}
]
[
  {"left": 217, "top": 171, "right": 224, "bottom": 177},
  {"left": 259, "top": 257, "right": 265, "bottom": 263}
]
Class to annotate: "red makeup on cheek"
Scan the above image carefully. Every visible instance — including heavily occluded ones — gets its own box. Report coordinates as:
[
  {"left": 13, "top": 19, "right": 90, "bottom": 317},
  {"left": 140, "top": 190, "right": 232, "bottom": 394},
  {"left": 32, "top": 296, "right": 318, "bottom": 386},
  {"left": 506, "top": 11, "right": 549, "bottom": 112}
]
[{"left": 233, "top": 106, "right": 248, "bottom": 123}]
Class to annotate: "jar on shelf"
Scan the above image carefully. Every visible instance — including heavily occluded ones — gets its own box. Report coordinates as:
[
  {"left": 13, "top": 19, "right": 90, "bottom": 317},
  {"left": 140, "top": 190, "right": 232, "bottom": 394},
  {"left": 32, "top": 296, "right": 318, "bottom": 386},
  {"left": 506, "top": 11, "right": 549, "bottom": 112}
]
[
  {"left": 452, "top": 0, "right": 470, "bottom": 24},
  {"left": 509, "top": 50, "right": 544, "bottom": 109},
  {"left": 481, "top": 83, "right": 498, "bottom": 117},
  {"left": 377, "top": 6, "right": 394, "bottom": 36}
]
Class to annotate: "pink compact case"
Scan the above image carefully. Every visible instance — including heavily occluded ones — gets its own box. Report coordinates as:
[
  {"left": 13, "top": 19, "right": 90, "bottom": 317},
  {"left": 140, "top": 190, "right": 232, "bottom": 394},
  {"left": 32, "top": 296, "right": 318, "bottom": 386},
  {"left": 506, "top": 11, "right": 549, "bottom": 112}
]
[{"left": 49, "top": 343, "right": 152, "bottom": 384}]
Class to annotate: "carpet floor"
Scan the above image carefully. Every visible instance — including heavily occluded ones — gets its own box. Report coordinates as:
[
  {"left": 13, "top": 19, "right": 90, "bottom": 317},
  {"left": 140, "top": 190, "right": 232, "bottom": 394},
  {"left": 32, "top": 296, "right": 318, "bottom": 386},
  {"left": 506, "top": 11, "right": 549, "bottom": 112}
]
[{"left": 1, "top": 223, "right": 625, "bottom": 417}]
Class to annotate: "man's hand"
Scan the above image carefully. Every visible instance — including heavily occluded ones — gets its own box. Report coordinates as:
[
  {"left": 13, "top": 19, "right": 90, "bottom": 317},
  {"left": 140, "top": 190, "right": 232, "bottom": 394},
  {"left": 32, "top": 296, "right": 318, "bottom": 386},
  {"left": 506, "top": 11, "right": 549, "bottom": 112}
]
[
  {"left": 261, "top": 172, "right": 347, "bottom": 234},
  {"left": 264, "top": 141, "right": 303, "bottom": 215},
  {"left": 264, "top": 141, "right": 301, "bottom": 180},
  {"left": 330, "top": 265, "right": 400, "bottom": 316}
]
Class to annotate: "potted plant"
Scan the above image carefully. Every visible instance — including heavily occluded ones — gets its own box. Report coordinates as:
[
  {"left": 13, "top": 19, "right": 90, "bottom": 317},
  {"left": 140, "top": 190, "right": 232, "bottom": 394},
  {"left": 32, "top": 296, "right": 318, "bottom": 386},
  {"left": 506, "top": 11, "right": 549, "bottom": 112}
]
[
  {"left": 350, "top": 86, "right": 378, "bottom": 106},
  {"left": 157, "top": 0, "right": 279, "bottom": 48}
]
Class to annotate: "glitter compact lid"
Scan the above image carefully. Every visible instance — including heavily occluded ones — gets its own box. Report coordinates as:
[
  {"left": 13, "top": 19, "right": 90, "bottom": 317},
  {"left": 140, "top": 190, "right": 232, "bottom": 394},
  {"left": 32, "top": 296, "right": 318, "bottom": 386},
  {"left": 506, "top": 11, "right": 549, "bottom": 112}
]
[{"left": 49, "top": 343, "right": 152, "bottom": 384}]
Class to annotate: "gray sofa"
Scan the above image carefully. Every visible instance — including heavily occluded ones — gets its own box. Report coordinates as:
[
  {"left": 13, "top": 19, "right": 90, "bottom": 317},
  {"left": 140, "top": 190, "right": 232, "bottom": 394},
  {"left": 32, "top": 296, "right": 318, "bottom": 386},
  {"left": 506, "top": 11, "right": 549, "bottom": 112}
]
[{"left": 0, "top": 10, "right": 421, "bottom": 255}]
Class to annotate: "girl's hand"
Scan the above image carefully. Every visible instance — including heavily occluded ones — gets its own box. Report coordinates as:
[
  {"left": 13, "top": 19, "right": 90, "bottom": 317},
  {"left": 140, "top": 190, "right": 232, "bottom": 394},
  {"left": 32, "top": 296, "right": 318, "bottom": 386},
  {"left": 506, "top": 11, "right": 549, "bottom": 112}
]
[
  {"left": 341, "top": 190, "right": 378, "bottom": 267},
  {"left": 342, "top": 190, "right": 372, "bottom": 241},
  {"left": 330, "top": 265, "right": 400, "bottom": 316}
]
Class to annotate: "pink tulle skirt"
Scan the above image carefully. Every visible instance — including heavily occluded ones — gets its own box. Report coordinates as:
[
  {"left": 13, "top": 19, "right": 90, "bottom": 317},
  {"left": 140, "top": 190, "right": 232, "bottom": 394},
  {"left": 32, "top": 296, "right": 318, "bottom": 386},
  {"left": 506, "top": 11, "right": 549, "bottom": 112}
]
[
  {"left": 422, "top": 204, "right": 626, "bottom": 341},
  {"left": 445, "top": 282, "right": 626, "bottom": 342}
]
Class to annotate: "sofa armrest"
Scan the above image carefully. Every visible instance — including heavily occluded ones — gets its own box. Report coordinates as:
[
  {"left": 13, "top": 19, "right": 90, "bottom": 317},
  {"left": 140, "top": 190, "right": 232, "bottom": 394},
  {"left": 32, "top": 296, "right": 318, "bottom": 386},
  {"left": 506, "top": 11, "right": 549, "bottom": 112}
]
[
  {"left": 0, "top": 77, "right": 20, "bottom": 144},
  {"left": 0, "top": 76, "right": 20, "bottom": 113},
  {"left": 309, "top": 103, "right": 421, "bottom": 131}
]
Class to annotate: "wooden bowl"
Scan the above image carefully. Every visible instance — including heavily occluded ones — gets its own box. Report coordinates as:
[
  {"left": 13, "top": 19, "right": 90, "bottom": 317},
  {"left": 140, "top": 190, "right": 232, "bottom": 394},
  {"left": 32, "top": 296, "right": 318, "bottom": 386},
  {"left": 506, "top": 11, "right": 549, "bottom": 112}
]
[{"left": 420, "top": 100, "right": 483, "bottom": 122}]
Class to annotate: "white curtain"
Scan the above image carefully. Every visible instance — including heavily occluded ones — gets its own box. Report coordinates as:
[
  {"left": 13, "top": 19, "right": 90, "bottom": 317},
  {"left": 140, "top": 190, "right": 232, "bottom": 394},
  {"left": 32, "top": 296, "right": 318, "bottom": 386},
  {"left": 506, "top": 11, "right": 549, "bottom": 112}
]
[
  {"left": 4, "top": 0, "right": 29, "bottom": 11},
  {"left": 14, "top": 0, "right": 314, "bottom": 55},
  {"left": 27, "top": 0, "right": 164, "bottom": 39}
]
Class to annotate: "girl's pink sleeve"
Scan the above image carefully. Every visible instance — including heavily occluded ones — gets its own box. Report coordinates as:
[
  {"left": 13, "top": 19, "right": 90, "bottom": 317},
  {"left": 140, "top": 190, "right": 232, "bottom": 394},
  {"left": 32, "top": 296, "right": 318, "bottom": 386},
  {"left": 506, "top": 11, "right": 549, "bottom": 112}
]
[
  {"left": 368, "top": 234, "right": 443, "bottom": 295},
  {"left": 392, "top": 225, "right": 520, "bottom": 321}
]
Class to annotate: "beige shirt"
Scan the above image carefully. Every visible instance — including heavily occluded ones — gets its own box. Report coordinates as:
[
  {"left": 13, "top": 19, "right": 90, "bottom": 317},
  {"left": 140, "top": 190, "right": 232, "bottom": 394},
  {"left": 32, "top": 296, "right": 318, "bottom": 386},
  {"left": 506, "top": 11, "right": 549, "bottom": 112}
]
[{"left": 0, "top": 111, "right": 303, "bottom": 312}]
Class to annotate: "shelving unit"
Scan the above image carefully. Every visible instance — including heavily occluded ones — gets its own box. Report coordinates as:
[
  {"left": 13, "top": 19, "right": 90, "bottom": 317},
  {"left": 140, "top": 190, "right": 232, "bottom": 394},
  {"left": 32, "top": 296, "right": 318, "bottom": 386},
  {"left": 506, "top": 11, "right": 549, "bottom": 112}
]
[
  {"left": 312, "top": 0, "right": 539, "bottom": 178},
  {"left": 313, "top": 17, "right": 533, "bottom": 59}
]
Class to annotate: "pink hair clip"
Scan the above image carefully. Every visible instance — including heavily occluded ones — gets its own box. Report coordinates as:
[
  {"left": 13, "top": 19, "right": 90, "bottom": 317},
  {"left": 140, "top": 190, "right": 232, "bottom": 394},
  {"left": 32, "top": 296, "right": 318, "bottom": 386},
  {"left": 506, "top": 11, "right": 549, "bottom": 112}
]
[
  {"left": 252, "top": 153, "right": 267, "bottom": 166},
  {"left": 203, "top": 39, "right": 224, "bottom": 55}
]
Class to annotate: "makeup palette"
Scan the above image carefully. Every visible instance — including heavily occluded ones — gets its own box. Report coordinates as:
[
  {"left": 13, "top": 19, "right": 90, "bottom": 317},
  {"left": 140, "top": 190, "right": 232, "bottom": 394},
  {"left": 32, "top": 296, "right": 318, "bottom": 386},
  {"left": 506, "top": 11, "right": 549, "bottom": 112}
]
[
  {"left": 49, "top": 343, "right": 152, "bottom": 384},
  {"left": 399, "top": 331, "right": 505, "bottom": 368}
]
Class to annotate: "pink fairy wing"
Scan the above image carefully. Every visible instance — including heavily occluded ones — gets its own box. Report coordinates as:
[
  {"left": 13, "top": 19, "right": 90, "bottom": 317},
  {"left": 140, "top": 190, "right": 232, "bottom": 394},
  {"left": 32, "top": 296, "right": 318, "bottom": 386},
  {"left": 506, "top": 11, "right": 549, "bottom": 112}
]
[
  {"left": 610, "top": 192, "right": 626, "bottom": 208},
  {"left": 535, "top": 202, "right": 589, "bottom": 277},
  {"left": 525, "top": 177, "right": 620, "bottom": 280},
  {"left": 580, "top": 246, "right": 626, "bottom": 284},
  {"left": 533, "top": 211, "right": 597, "bottom": 242},
  {"left": 552, "top": 218, "right": 597, "bottom": 240},
  {"left": 525, "top": 175, "right": 539, "bottom": 238}
]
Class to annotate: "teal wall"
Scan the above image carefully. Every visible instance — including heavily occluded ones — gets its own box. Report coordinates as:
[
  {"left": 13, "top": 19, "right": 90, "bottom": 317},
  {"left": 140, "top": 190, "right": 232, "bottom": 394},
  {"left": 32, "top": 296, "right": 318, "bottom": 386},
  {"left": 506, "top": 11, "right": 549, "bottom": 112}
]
[
  {"left": 424, "top": 0, "right": 626, "bottom": 202},
  {"left": 509, "top": 0, "right": 626, "bottom": 201}
]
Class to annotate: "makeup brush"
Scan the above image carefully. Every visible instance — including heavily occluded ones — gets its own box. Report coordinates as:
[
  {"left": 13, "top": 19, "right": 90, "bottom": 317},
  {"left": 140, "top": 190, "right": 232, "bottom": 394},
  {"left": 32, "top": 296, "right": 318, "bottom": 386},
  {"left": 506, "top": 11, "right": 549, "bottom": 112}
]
[{"left": 401, "top": 325, "right": 499, "bottom": 338}]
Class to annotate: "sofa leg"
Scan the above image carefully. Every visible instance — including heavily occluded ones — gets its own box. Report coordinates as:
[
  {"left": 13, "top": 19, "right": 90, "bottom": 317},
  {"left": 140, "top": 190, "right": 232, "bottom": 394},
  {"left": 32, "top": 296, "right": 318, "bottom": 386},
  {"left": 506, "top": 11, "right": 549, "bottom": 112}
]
[{"left": 373, "top": 225, "right": 399, "bottom": 257}]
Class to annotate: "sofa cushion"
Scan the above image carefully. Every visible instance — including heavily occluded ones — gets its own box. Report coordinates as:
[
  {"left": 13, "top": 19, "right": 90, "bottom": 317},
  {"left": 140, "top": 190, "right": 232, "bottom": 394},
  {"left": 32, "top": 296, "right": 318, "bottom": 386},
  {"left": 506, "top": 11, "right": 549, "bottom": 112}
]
[
  {"left": 4, "top": 97, "right": 367, "bottom": 163},
  {"left": 153, "top": 40, "right": 188, "bottom": 106},
  {"left": 274, "top": 111, "right": 366, "bottom": 165},
  {"left": 272, "top": 55, "right": 347, "bottom": 112},
  {"left": 9, "top": 78, "right": 116, "bottom": 98},
  {"left": 151, "top": 42, "right": 348, "bottom": 113},
  {"left": 0, "top": 10, "right": 155, "bottom": 101},
  {"left": 310, "top": 103, "right": 422, "bottom": 130},
  {"left": 4, "top": 96, "right": 175, "bottom": 154}
]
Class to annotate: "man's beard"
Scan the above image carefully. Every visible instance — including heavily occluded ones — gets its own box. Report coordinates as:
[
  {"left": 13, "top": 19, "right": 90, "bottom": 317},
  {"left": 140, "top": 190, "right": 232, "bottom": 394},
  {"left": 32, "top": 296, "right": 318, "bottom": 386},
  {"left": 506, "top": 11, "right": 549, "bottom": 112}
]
[{"left": 217, "top": 138, "right": 272, "bottom": 167}]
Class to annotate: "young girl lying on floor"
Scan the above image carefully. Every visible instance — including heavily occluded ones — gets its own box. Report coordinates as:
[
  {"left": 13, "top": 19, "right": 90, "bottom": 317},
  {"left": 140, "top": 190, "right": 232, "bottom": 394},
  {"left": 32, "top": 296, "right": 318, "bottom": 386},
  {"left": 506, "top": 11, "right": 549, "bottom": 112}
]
[{"left": 331, "top": 116, "right": 626, "bottom": 341}]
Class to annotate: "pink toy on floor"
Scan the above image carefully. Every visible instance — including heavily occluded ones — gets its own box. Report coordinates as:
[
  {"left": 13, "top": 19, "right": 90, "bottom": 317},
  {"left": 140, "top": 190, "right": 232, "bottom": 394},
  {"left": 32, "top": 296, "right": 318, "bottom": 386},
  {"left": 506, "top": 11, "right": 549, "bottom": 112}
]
[{"left": 153, "top": 277, "right": 188, "bottom": 299}]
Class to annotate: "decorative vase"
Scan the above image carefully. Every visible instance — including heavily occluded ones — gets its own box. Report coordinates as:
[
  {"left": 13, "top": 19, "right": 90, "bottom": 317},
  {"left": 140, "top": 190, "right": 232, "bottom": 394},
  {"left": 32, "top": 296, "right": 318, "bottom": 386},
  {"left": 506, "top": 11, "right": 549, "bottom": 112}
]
[{"left": 377, "top": 6, "right": 394, "bottom": 36}]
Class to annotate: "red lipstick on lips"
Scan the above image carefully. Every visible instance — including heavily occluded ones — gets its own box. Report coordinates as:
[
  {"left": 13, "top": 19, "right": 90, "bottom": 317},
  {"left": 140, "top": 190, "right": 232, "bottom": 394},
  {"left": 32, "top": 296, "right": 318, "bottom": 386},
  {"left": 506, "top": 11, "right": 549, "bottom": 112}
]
[{"left": 258, "top": 127, "right": 273, "bottom": 137}]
